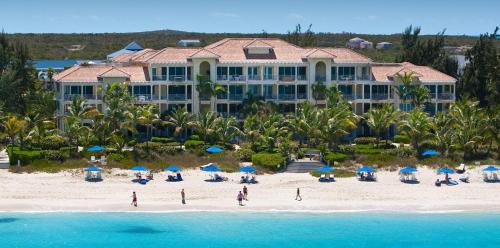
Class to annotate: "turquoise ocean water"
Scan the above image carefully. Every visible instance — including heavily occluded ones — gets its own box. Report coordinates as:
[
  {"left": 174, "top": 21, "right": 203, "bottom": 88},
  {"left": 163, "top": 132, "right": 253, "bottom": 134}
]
[{"left": 1, "top": 212, "right": 499, "bottom": 248}]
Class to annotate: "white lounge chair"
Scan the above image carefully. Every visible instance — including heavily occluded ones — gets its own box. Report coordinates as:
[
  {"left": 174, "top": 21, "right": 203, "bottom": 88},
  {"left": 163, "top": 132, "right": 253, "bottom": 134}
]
[
  {"left": 329, "top": 174, "right": 335, "bottom": 181},
  {"left": 100, "top": 156, "right": 107, "bottom": 165},
  {"left": 90, "top": 156, "right": 97, "bottom": 163}
]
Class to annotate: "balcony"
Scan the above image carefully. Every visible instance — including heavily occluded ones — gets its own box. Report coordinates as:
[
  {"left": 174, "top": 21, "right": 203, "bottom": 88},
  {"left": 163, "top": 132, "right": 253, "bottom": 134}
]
[
  {"left": 229, "top": 94, "right": 244, "bottom": 100},
  {"left": 247, "top": 74, "right": 261, "bottom": 80},
  {"left": 263, "top": 74, "right": 277, "bottom": 80},
  {"left": 168, "top": 94, "right": 188, "bottom": 101},
  {"left": 358, "top": 75, "right": 371, "bottom": 80},
  {"left": 264, "top": 94, "right": 277, "bottom": 100},
  {"left": 279, "top": 75, "right": 295, "bottom": 82},
  {"left": 343, "top": 94, "right": 355, "bottom": 100},
  {"left": 200, "top": 95, "right": 211, "bottom": 101},
  {"left": 315, "top": 76, "right": 326, "bottom": 82},
  {"left": 371, "top": 94, "right": 390, "bottom": 100},
  {"left": 297, "top": 93, "right": 307, "bottom": 99},
  {"left": 296, "top": 75, "right": 307, "bottom": 81},
  {"left": 216, "top": 75, "right": 246, "bottom": 81},
  {"left": 64, "top": 94, "right": 99, "bottom": 100},
  {"left": 339, "top": 75, "right": 355, "bottom": 81},
  {"left": 279, "top": 94, "right": 296, "bottom": 100},
  {"left": 134, "top": 95, "right": 152, "bottom": 102},
  {"left": 168, "top": 75, "right": 187, "bottom": 82},
  {"left": 152, "top": 75, "right": 167, "bottom": 81},
  {"left": 437, "top": 93, "right": 454, "bottom": 100},
  {"left": 217, "top": 93, "right": 228, "bottom": 100}
]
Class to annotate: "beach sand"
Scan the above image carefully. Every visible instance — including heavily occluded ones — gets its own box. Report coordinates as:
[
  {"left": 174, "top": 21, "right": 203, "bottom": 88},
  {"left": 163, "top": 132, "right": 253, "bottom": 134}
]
[{"left": 1, "top": 167, "right": 499, "bottom": 212}]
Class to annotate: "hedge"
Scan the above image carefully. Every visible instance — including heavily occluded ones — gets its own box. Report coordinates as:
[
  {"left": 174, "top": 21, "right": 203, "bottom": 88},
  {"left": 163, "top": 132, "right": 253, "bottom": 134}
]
[
  {"left": 354, "top": 137, "right": 377, "bottom": 144},
  {"left": 236, "top": 148, "right": 254, "bottom": 162},
  {"left": 151, "top": 137, "right": 176, "bottom": 144},
  {"left": 393, "top": 135, "right": 410, "bottom": 144},
  {"left": 252, "top": 152, "right": 287, "bottom": 171},
  {"left": 184, "top": 140, "right": 205, "bottom": 150},
  {"left": 324, "top": 152, "right": 348, "bottom": 164},
  {"left": 8, "top": 146, "right": 44, "bottom": 165}
]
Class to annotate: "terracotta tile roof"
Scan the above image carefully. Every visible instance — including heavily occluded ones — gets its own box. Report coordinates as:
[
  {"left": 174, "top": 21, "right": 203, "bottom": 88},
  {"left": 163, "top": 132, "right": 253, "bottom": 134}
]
[
  {"left": 144, "top": 48, "right": 199, "bottom": 63},
  {"left": 303, "top": 48, "right": 336, "bottom": 59},
  {"left": 371, "top": 62, "right": 456, "bottom": 82},
  {"left": 321, "top": 48, "right": 372, "bottom": 63},
  {"left": 189, "top": 48, "right": 220, "bottom": 59},
  {"left": 53, "top": 64, "right": 149, "bottom": 82},
  {"left": 112, "top": 49, "right": 159, "bottom": 63},
  {"left": 243, "top": 39, "right": 274, "bottom": 48}
]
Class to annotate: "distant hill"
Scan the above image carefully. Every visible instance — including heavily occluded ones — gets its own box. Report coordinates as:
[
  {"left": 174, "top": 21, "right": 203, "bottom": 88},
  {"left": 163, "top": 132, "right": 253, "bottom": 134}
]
[{"left": 6, "top": 29, "right": 494, "bottom": 62}]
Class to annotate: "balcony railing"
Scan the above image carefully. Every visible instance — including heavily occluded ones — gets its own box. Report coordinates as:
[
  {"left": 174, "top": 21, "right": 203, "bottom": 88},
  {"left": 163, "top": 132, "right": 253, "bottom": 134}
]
[
  {"left": 371, "top": 94, "right": 390, "bottom": 100},
  {"left": 64, "top": 94, "right": 99, "bottom": 100},
  {"left": 296, "top": 75, "right": 307, "bottom": 81},
  {"left": 437, "top": 93, "right": 454, "bottom": 100},
  {"left": 264, "top": 94, "right": 277, "bottom": 100},
  {"left": 168, "top": 75, "right": 186, "bottom": 82},
  {"left": 339, "top": 75, "right": 355, "bottom": 81},
  {"left": 279, "top": 94, "right": 296, "bottom": 100},
  {"left": 229, "top": 94, "right": 244, "bottom": 100},
  {"left": 200, "top": 95, "right": 211, "bottom": 101},
  {"left": 279, "top": 75, "right": 295, "bottom": 81},
  {"left": 152, "top": 75, "right": 167, "bottom": 81},
  {"left": 315, "top": 76, "right": 326, "bottom": 82},
  {"left": 217, "top": 94, "right": 228, "bottom": 100},
  {"left": 343, "top": 94, "right": 355, "bottom": 100},
  {"left": 297, "top": 93, "right": 307, "bottom": 99},
  {"left": 229, "top": 75, "right": 245, "bottom": 81},
  {"left": 358, "top": 75, "right": 371, "bottom": 80},
  {"left": 247, "top": 74, "right": 260, "bottom": 80},
  {"left": 134, "top": 95, "right": 152, "bottom": 102},
  {"left": 168, "top": 94, "right": 187, "bottom": 101},
  {"left": 263, "top": 74, "right": 277, "bottom": 80}
]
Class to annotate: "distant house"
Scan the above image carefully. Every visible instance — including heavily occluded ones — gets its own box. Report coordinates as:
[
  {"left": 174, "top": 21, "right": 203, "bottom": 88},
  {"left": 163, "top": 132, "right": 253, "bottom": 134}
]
[
  {"left": 376, "top": 42, "right": 393, "bottom": 50},
  {"left": 33, "top": 60, "right": 103, "bottom": 80},
  {"left": 346, "top": 37, "right": 366, "bottom": 49},
  {"left": 360, "top": 40, "right": 373, "bottom": 49},
  {"left": 177, "top": 39, "right": 201, "bottom": 47},
  {"left": 107, "top": 41, "right": 144, "bottom": 60}
]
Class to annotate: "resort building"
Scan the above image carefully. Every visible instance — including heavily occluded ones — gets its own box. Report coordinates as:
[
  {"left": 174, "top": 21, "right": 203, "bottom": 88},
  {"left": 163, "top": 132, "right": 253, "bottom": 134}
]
[{"left": 54, "top": 38, "right": 456, "bottom": 123}]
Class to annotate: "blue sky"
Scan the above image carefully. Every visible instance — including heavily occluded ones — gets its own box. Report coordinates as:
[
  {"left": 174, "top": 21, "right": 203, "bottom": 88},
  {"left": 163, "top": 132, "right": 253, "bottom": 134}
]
[{"left": 1, "top": 0, "right": 498, "bottom": 35}]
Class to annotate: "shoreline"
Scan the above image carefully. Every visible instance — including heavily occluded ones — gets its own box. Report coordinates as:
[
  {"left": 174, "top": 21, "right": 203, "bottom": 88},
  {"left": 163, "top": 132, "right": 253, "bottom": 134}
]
[{"left": 1, "top": 167, "right": 500, "bottom": 213}]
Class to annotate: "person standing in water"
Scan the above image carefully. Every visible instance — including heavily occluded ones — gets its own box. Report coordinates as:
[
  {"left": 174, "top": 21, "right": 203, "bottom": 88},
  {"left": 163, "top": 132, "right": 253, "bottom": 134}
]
[
  {"left": 181, "top": 189, "right": 186, "bottom": 205},
  {"left": 131, "top": 191, "right": 138, "bottom": 207},
  {"left": 295, "top": 187, "right": 302, "bottom": 201},
  {"left": 237, "top": 191, "right": 244, "bottom": 206},
  {"left": 243, "top": 185, "right": 248, "bottom": 201}
]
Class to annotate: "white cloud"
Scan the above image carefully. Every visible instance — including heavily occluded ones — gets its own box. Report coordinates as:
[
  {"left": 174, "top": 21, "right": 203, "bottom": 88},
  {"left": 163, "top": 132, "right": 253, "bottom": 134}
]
[
  {"left": 288, "top": 13, "right": 304, "bottom": 20},
  {"left": 210, "top": 12, "right": 239, "bottom": 18}
]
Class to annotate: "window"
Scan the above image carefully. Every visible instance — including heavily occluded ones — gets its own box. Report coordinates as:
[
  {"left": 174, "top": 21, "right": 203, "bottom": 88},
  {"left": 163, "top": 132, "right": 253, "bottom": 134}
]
[
  {"left": 217, "top": 85, "right": 228, "bottom": 99},
  {"left": 247, "top": 85, "right": 259, "bottom": 96},
  {"left": 217, "top": 104, "right": 227, "bottom": 113},
  {"left": 264, "top": 85, "right": 274, "bottom": 98},
  {"left": 331, "top": 67, "right": 337, "bottom": 80},
  {"left": 217, "top": 67, "right": 228, "bottom": 80},
  {"left": 169, "top": 67, "right": 185, "bottom": 81},
  {"left": 338, "top": 67, "right": 355, "bottom": 80},
  {"left": 297, "top": 85, "right": 307, "bottom": 99},
  {"left": 264, "top": 67, "right": 274, "bottom": 80},
  {"left": 338, "top": 85, "right": 352, "bottom": 96},
  {"left": 134, "top": 86, "right": 151, "bottom": 95},
  {"left": 186, "top": 67, "right": 192, "bottom": 80},
  {"left": 247, "top": 67, "right": 259, "bottom": 80},
  {"left": 152, "top": 68, "right": 157, "bottom": 77},
  {"left": 297, "top": 66, "right": 307, "bottom": 80},
  {"left": 279, "top": 67, "right": 296, "bottom": 81},
  {"left": 229, "top": 67, "right": 243, "bottom": 76},
  {"left": 82, "top": 86, "right": 93, "bottom": 95},
  {"left": 161, "top": 67, "right": 167, "bottom": 76},
  {"left": 363, "top": 85, "right": 371, "bottom": 99}
]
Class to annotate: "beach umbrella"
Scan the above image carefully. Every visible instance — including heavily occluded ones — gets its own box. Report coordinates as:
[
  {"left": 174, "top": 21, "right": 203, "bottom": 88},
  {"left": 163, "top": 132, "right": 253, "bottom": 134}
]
[
  {"left": 202, "top": 165, "right": 221, "bottom": 172},
  {"left": 164, "top": 165, "right": 182, "bottom": 172},
  {"left": 437, "top": 167, "right": 455, "bottom": 174},
  {"left": 399, "top": 166, "right": 418, "bottom": 174},
  {"left": 87, "top": 145, "right": 105, "bottom": 152},
  {"left": 84, "top": 166, "right": 102, "bottom": 172},
  {"left": 422, "top": 150, "right": 440, "bottom": 156},
  {"left": 317, "top": 166, "right": 335, "bottom": 173},
  {"left": 240, "top": 166, "right": 257, "bottom": 173},
  {"left": 482, "top": 166, "right": 499, "bottom": 172},
  {"left": 356, "top": 166, "right": 375, "bottom": 173},
  {"left": 131, "top": 165, "right": 149, "bottom": 171},
  {"left": 206, "top": 146, "right": 223, "bottom": 153}
]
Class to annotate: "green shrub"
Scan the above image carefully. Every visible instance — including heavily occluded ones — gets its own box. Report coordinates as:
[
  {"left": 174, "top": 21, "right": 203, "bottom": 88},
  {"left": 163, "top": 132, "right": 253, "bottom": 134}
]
[
  {"left": 252, "top": 152, "right": 287, "bottom": 171},
  {"left": 324, "top": 152, "right": 348, "bottom": 164},
  {"left": 43, "top": 150, "right": 66, "bottom": 161},
  {"left": 107, "top": 153, "right": 127, "bottom": 162},
  {"left": 338, "top": 145, "right": 355, "bottom": 155},
  {"left": 188, "top": 135, "right": 200, "bottom": 141},
  {"left": 36, "top": 135, "right": 67, "bottom": 150},
  {"left": 354, "top": 144, "right": 385, "bottom": 154},
  {"left": 185, "top": 140, "right": 205, "bottom": 150},
  {"left": 135, "top": 142, "right": 182, "bottom": 156},
  {"left": 296, "top": 149, "right": 305, "bottom": 159},
  {"left": 354, "top": 137, "right": 376, "bottom": 144},
  {"left": 151, "top": 137, "right": 176, "bottom": 143},
  {"left": 382, "top": 147, "right": 416, "bottom": 157},
  {"left": 393, "top": 135, "right": 410, "bottom": 144},
  {"left": 236, "top": 148, "right": 254, "bottom": 162},
  {"left": 8, "top": 147, "right": 44, "bottom": 165},
  {"left": 128, "top": 140, "right": 137, "bottom": 146}
]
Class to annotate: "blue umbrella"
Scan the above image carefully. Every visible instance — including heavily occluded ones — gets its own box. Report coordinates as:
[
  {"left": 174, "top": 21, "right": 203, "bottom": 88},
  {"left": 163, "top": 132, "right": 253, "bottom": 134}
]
[
  {"left": 87, "top": 145, "right": 105, "bottom": 152},
  {"left": 317, "top": 166, "right": 335, "bottom": 173},
  {"left": 202, "top": 165, "right": 221, "bottom": 172},
  {"left": 84, "top": 166, "right": 102, "bottom": 172},
  {"left": 422, "top": 150, "right": 440, "bottom": 156},
  {"left": 164, "top": 165, "right": 182, "bottom": 172},
  {"left": 206, "top": 146, "right": 223, "bottom": 153},
  {"left": 240, "top": 166, "right": 257, "bottom": 173},
  {"left": 131, "top": 165, "right": 149, "bottom": 171},
  {"left": 437, "top": 167, "right": 455, "bottom": 174},
  {"left": 357, "top": 166, "right": 375, "bottom": 173},
  {"left": 400, "top": 166, "right": 418, "bottom": 174},
  {"left": 482, "top": 166, "right": 499, "bottom": 172}
]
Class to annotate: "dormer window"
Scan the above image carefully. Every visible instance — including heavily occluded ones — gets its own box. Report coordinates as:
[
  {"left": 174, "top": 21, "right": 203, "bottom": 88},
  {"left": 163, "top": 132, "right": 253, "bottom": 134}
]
[{"left": 246, "top": 47, "right": 272, "bottom": 55}]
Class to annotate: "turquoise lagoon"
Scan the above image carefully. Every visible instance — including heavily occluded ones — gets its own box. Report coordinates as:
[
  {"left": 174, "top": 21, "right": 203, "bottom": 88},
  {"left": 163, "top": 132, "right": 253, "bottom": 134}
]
[{"left": 1, "top": 212, "right": 500, "bottom": 247}]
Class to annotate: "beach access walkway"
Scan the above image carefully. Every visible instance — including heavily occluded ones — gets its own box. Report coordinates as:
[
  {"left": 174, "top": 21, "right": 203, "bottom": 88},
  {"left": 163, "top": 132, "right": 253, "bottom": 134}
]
[
  {"left": 286, "top": 158, "right": 326, "bottom": 173},
  {"left": 0, "top": 150, "right": 9, "bottom": 169}
]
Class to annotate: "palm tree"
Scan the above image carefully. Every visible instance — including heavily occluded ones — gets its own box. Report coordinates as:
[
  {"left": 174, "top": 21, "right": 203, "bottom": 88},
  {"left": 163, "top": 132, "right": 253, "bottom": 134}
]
[
  {"left": 195, "top": 74, "right": 226, "bottom": 111},
  {"left": 364, "top": 103, "right": 400, "bottom": 147},
  {"left": 411, "top": 86, "right": 431, "bottom": 108},
  {"left": 394, "top": 71, "right": 414, "bottom": 111},
  {"left": 216, "top": 116, "right": 243, "bottom": 145},
  {"left": 243, "top": 114, "right": 263, "bottom": 151},
  {"left": 241, "top": 93, "right": 264, "bottom": 116},
  {"left": 399, "top": 108, "right": 432, "bottom": 152},
  {"left": 430, "top": 112, "right": 455, "bottom": 156},
  {"left": 319, "top": 104, "right": 358, "bottom": 150},
  {"left": 136, "top": 104, "right": 162, "bottom": 139},
  {"left": 2, "top": 115, "right": 27, "bottom": 152},
  {"left": 164, "top": 107, "right": 193, "bottom": 143},
  {"left": 325, "top": 85, "right": 345, "bottom": 108},
  {"left": 192, "top": 111, "right": 220, "bottom": 144},
  {"left": 311, "top": 81, "right": 327, "bottom": 104},
  {"left": 102, "top": 82, "right": 134, "bottom": 134}
]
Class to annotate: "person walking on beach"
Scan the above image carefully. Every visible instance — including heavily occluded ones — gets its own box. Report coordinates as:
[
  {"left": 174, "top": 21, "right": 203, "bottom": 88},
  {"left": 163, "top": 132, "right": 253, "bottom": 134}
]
[
  {"left": 243, "top": 185, "right": 248, "bottom": 201},
  {"left": 181, "top": 189, "right": 186, "bottom": 205},
  {"left": 295, "top": 187, "right": 302, "bottom": 201},
  {"left": 237, "top": 191, "right": 244, "bottom": 206},
  {"left": 131, "top": 191, "right": 138, "bottom": 207}
]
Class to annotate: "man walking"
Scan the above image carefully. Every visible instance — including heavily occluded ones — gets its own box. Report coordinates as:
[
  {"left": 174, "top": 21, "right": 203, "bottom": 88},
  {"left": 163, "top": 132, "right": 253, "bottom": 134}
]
[
  {"left": 295, "top": 187, "right": 302, "bottom": 201},
  {"left": 181, "top": 189, "right": 186, "bottom": 205},
  {"left": 131, "top": 191, "right": 138, "bottom": 207},
  {"left": 237, "top": 191, "right": 244, "bottom": 206},
  {"left": 243, "top": 185, "right": 248, "bottom": 201}
]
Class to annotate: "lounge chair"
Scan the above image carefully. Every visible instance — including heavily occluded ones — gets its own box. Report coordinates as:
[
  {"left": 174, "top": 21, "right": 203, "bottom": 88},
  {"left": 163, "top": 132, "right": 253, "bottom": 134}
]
[
  {"left": 90, "top": 156, "right": 97, "bottom": 163},
  {"left": 250, "top": 176, "right": 258, "bottom": 184},
  {"left": 329, "top": 174, "right": 335, "bottom": 182},
  {"left": 176, "top": 173, "right": 183, "bottom": 181},
  {"left": 493, "top": 174, "right": 500, "bottom": 182},
  {"left": 100, "top": 156, "right": 107, "bottom": 165},
  {"left": 319, "top": 174, "right": 328, "bottom": 182}
]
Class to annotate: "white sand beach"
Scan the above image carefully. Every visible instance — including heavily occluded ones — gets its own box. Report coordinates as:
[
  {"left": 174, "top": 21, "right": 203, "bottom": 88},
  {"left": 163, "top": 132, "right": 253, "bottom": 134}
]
[{"left": 1, "top": 167, "right": 500, "bottom": 212}]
